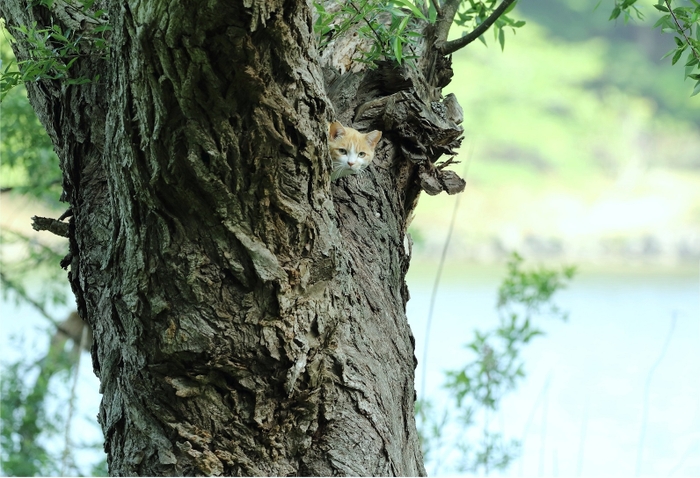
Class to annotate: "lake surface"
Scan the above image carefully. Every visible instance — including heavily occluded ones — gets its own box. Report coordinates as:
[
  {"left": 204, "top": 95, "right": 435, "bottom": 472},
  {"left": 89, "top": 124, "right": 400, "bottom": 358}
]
[
  {"left": 2, "top": 266, "right": 698, "bottom": 476},
  {"left": 407, "top": 264, "right": 700, "bottom": 476}
]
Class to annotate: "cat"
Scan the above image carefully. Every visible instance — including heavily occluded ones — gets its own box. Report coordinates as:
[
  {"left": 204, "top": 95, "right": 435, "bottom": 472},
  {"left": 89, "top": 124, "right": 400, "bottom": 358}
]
[{"left": 328, "top": 121, "right": 382, "bottom": 181}]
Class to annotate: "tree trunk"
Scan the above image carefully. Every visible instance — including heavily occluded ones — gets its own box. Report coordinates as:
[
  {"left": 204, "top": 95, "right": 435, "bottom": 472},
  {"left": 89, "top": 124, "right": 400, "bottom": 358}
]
[{"left": 1, "top": 0, "right": 463, "bottom": 475}]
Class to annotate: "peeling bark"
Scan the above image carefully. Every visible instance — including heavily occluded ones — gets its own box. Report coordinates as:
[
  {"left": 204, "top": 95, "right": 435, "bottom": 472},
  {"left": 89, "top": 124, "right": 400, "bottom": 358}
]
[{"left": 1, "top": 0, "right": 466, "bottom": 475}]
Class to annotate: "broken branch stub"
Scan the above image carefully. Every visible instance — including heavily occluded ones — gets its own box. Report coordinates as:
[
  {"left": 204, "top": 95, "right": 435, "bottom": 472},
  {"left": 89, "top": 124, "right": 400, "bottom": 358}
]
[
  {"left": 355, "top": 78, "right": 465, "bottom": 195},
  {"left": 418, "top": 163, "right": 466, "bottom": 196}
]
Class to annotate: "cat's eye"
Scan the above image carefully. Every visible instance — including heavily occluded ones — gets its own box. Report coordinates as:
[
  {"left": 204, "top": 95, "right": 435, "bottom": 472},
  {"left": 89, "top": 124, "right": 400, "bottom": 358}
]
[
  {"left": 358, "top": 152, "right": 366, "bottom": 157},
  {"left": 338, "top": 148, "right": 347, "bottom": 155}
]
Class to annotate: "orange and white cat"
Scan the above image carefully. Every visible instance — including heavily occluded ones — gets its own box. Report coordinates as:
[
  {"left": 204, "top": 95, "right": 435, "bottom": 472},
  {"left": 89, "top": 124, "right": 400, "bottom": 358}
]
[{"left": 328, "top": 121, "right": 382, "bottom": 181}]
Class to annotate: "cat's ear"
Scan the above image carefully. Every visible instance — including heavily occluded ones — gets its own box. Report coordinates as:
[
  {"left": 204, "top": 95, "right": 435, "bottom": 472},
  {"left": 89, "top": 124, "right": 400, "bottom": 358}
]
[
  {"left": 329, "top": 121, "right": 346, "bottom": 140},
  {"left": 365, "top": 130, "right": 382, "bottom": 148}
]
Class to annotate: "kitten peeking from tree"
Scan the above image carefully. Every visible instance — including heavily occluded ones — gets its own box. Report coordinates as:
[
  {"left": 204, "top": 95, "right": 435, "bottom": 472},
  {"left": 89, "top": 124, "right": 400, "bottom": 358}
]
[{"left": 328, "top": 121, "right": 382, "bottom": 181}]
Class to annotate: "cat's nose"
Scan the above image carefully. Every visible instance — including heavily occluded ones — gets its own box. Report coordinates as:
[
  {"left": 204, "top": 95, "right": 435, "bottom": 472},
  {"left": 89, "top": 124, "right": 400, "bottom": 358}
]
[{"left": 347, "top": 159, "right": 356, "bottom": 166}]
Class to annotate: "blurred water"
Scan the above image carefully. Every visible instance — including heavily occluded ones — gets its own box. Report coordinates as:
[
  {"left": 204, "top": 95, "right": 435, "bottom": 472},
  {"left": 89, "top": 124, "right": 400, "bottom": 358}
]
[
  {"left": 0, "top": 294, "right": 103, "bottom": 475},
  {"left": 408, "top": 266, "right": 700, "bottom": 477}
]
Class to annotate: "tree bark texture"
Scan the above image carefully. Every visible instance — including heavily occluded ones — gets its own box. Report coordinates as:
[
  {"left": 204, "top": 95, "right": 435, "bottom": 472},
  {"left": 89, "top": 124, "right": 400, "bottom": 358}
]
[{"left": 1, "top": 0, "right": 464, "bottom": 475}]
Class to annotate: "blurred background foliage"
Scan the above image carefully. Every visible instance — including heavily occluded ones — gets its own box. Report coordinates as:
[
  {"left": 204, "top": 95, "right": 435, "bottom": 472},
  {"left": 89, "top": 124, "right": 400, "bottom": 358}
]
[
  {"left": 1, "top": 24, "right": 100, "bottom": 477},
  {"left": 1, "top": 25, "right": 69, "bottom": 322},
  {"left": 0, "top": 23, "right": 63, "bottom": 204},
  {"left": 410, "top": 0, "right": 700, "bottom": 267}
]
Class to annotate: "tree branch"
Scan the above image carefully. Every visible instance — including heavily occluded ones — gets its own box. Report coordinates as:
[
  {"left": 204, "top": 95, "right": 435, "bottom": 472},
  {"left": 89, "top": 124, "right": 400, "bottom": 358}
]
[
  {"left": 0, "top": 271, "right": 61, "bottom": 327},
  {"left": 58, "top": 208, "right": 73, "bottom": 221},
  {"left": 431, "top": 0, "right": 443, "bottom": 17},
  {"left": 434, "top": 0, "right": 462, "bottom": 45},
  {"left": 664, "top": 0, "right": 700, "bottom": 61},
  {"left": 437, "top": 0, "right": 517, "bottom": 55},
  {"left": 348, "top": 1, "right": 383, "bottom": 50},
  {"left": 32, "top": 215, "right": 69, "bottom": 238}
]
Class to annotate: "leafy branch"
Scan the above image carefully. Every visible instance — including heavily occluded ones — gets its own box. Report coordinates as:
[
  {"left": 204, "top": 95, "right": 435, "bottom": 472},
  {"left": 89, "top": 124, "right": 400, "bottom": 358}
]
[
  {"left": 434, "top": 0, "right": 526, "bottom": 54},
  {"left": 0, "top": 228, "right": 69, "bottom": 323},
  {"left": 417, "top": 252, "right": 576, "bottom": 475},
  {"left": 0, "top": 0, "right": 110, "bottom": 101},
  {"left": 664, "top": 0, "right": 700, "bottom": 60},
  {"left": 614, "top": 0, "right": 700, "bottom": 96},
  {"left": 1, "top": 333, "right": 106, "bottom": 476},
  {"left": 437, "top": 0, "right": 523, "bottom": 54},
  {"left": 609, "top": 0, "right": 645, "bottom": 22},
  {"left": 314, "top": 0, "right": 430, "bottom": 67}
]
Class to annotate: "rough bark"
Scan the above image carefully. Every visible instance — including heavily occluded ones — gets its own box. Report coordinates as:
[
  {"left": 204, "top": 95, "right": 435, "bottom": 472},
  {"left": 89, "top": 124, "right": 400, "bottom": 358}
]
[{"left": 1, "top": 0, "right": 464, "bottom": 475}]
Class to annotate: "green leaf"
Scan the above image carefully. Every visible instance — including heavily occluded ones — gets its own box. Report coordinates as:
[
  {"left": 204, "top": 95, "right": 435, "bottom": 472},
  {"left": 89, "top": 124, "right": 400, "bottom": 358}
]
[
  {"left": 65, "top": 77, "right": 91, "bottom": 85},
  {"left": 51, "top": 32, "right": 69, "bottom": 43},
  {"left": 498, "top": 27, "right": 505, "bottom": 50},
  {"left": 391, "top": 0, "right": 428, "bottom": 21},
  {"left": 504, "top": 0, "right": 519, "bottom": 14},
  {"left": 654, "top": 2, "right": 669, "bottom": 11},
  {"left": 672, "top": 6, "right": 690, "bottom": 17},
  {"left": 393, "top": 36, "right": 403, "bottom": 63},
  {"left": 610, "top": 6, "right": 621, "bottom": 19},
  {"left": 428, "top": 1, "right": 438, "bottom": 22},
  {"left": 672, "top": 47, "right": 684, "bottom": 64},
  {"left": 93, "top": 24, "right": 112, "bottom": 34},
  {"left": 692, "top": 79, "right": 700, "bottom": 96},
  {"left": 653, "top": 14, "right": 671, "bottom": 27},
  {"left": 398, "top": 13, "right": 411, "bottom": 33}
]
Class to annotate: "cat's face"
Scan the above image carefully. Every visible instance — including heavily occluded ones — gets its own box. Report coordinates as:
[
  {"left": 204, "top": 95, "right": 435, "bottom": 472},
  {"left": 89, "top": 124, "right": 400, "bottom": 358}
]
[{"left": 328, "top": 121, "right": 382, "bottom": 180}]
